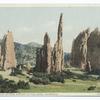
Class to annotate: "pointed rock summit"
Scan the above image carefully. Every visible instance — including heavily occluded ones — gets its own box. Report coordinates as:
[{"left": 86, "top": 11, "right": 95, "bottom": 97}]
[
  {"left": 1, "top": 31, "right": 16, "bottom": 70},
  {"left": 57, "top": 13, "right": 63, "bottom": 41},
  {"left": 52, "top": 13, "right": 64, "bottom": 72}
]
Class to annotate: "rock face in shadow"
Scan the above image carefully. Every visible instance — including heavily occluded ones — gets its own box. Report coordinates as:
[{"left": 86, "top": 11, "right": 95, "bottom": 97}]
[
  {"left": 71, "top": 28, "right": 90, "bottom": 70},
  {"left": 1, "top": 31, "right": 16, "bottom": 70},
  {"left": 36, "top": 33, "right": 52, "bottom": 74},
  {"left": 51, "top": 13, "right": 64, "bottom": 72},
  {"left": 35, "top": 13, "right": 64, "bottom": 73},
  {"left": 87, "top": 28, "right": 100, "bottom": 71}
]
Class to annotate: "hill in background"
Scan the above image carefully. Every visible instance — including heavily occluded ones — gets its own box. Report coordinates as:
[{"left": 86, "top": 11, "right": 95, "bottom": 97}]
[{"left": 14, "top": 42, "right": 70, "bottom": 67}]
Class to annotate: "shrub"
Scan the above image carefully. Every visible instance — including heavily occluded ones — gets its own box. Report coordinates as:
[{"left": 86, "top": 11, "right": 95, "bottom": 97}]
[
  {"left": 61, "top": 70, "right": 74, "bottom": 79},
  {"left": 29, "top": 76, "right": 50, "bottom": 85},
  {"left": 0, "top": 78, "right": 18, "bottom": 93},
  {"left": 87, "top": 85, "right": 96, "bottom": 91},
  {"left": 72, "top": 79, "right": 76, "bottom": 82},
  {"left": 49, "top": 72, "right": 65, "bottom": 83},
  {"left": 30, "top": 72, "right": 65, "bottom": 84},
  {"left": 17, "top": 80, "right": 30, "bottom": 89},
  {"left": 42, "top": 77, "right": 50, "bottom": 85},
  {"left": 0, "top": 75, "right": 31, "bottom": 93}
]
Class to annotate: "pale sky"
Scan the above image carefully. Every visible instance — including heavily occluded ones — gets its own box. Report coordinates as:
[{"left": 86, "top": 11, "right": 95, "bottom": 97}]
[{"left": 0, "top": 6, "right": 100, "bottom": 52}]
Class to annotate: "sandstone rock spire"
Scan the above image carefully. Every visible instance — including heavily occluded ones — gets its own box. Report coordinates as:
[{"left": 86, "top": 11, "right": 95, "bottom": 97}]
[
  {"left": 52, "top": 13, "right": 64, "bottom": 72},
  {"left": 1, "top": 31, "right": 16, "bottom": 70},
  {"left": 36, "top": 32, "right": 52, "bottom": 74},
  {"left": 71, "top": 28, "right": 90, "bottom": 70}
]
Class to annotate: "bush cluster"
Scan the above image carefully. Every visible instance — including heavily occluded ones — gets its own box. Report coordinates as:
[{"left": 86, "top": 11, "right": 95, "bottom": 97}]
[
  {"left": 29, "top": 76, "right": 50, "bottom": 85},
  {"left": 17, "top": 80, "right": 30, "bottom": 89},
  {"left": 0, "top": 75, "right": 30, "bottom": 93},
  {"left": 87, "top": 85, "right": 96, "bottom": 91},
  {"left": 0, "top": 75, "right": 17, "bottom": 93},
  {"left": 49, "top": 72, "right": 65, "bottom": 83},
  {"left": 30, "top": 72, "right": 65, "bottom": 85}
]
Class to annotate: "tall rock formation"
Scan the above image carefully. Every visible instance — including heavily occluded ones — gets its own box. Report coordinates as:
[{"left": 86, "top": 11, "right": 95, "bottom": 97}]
[
  {"left": 35, "top": 13, "right": 64, "bottom": 73},
  {"left": 52, "top": 13, "right": 64, "bottom": 72},
  {"left": 71, "top": 28, "right": 90, "bottom": 70},
  {"left": 36, "top": 32, "right": 52, "bottom": 74},
  {"left": 87, "top": 28, "right": 100, "bottom": 72},
  {"left": 1, "top": 31, "right": 16, "bottom": 70},
  {"left": 71, "top": 28, "right": 100, "bottom": 72}
]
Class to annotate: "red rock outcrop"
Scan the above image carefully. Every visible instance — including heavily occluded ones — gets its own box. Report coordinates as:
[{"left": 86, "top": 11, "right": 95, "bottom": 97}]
[{"left": 1, "top": 31, "right": 16, "bottom": 70}]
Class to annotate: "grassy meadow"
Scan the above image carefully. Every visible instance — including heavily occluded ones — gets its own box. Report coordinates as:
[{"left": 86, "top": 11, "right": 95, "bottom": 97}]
[
  {"left": 18, "top": 79, "right": 100, "bottom": 93},
  {"left": 0, "top": 66, "right": 100, "bottom": 93}
]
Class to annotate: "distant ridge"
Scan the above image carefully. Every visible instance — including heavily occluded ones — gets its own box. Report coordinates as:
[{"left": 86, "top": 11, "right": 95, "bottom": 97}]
[
  {"left": 14, "top": 41, "right": 42, "bottom": 67},
  {"left": 27, "top": 42, "right": 42, "bottom": 48}
]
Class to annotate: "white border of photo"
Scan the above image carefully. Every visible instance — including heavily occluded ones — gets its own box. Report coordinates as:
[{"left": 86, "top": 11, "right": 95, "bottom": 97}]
[{"left": 0, "top": 0, "right": 100, "bottom": 100}]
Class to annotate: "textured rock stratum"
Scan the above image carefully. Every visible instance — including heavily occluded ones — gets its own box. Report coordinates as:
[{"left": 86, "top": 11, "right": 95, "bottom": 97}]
[{"left": 1, "top": 31, "right": 16, "bottom": 70}]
